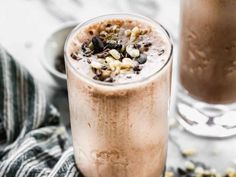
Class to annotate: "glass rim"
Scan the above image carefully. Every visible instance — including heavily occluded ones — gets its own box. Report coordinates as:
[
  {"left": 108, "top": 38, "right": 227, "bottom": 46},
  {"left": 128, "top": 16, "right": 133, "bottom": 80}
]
[{"left": 64, "top": 13, "right": 173, "bottom": 87}]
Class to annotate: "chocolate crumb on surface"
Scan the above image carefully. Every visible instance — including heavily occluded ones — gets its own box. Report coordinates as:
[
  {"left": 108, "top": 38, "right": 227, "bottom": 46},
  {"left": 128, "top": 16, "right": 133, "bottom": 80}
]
[
  {"left": 165, "top": 160, "right": 236, "bottom": 177},
  {"left": 158, "top": 49, "right": 165, "bottom": 56},
  {"left": 133, "top": 65, "right": 142, "bottom": 72},
  {"left": 81, "top": 42, "right": 87, "bottom": 52},
  {"left": 144, "top": 42, "right": 152, "bottom": 48},
  {"left": 71, "top": 53, "right": 78, "bottom": 60},
  {"left": 87, "top": 59, "right": 91, "bottom": 64}
]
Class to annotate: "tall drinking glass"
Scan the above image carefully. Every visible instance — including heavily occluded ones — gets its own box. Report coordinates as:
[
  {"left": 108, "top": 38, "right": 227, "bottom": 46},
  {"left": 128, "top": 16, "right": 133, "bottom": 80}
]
[{"left": 65, "top": 14, "right": 173, "bottom": 177}]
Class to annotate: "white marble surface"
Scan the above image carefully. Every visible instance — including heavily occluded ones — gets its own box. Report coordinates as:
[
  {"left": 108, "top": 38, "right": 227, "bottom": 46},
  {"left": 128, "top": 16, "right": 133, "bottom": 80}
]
[{"left": 0, "top": 0, "right": 236, "bottom": 173}]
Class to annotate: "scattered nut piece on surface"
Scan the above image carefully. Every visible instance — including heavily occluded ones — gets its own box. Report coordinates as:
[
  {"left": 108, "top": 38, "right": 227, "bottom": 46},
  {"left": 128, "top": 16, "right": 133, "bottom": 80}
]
[
  {"left": 181, "top": 148, "right": 197, "bottom": 157},
  {"left": 195, "top": 167, "right": 204, "bottom": 174},
  {"left": 165, "top": 171, "right": 174, "bottom": 177},
  {"left": 169, "top": 118, "right": 178, "bottom": 129},
  {"left": 225, "top": 168, "right": 236, "bottom": 177},
  {"left": 185, "top": 161, "right": 195, "bottom": 171}
]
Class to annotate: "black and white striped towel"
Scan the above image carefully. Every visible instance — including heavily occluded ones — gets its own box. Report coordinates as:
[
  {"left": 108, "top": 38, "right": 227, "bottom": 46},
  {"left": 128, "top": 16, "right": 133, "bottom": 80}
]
[{"left": 0, "top": 46, "right": 82, "bottom": 177}]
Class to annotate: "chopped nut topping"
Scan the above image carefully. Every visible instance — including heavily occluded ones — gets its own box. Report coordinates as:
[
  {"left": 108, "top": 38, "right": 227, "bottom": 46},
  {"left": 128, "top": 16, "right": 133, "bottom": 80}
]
[
  {"left": 100, "top": 31, "right": 108, "bottom": 37},
  {"left": 88, "top": 42, "right": 94, "bottom": 50},
  {"left": 102, "top": 70, "right": 111, "bottom": 78},
  {"left": 126, "top": 45, "right": 140, "bottom": 58},
  {"left": 71, "top": 22, "right": 161, "bottom": 82},
  {"left": 109, "top": 60, "right": 121, "bottom": 71},
  {"left": 130, "top": 27, "right": 140, "bottom": 42},
  {"left": 105, "top": 56, "right": 115, "bottom": 63},
  {"left": 125, "top": 29, "right": 131, "bottom": 37},
  {"left": 91, "top": 61, "right": 102, "bottom": 69},
  {"left": 109, "top": 49, "right": 121, "bottom": 60},
  {"left": 121, "top": 58, "right": 134, "bottom": 69}
]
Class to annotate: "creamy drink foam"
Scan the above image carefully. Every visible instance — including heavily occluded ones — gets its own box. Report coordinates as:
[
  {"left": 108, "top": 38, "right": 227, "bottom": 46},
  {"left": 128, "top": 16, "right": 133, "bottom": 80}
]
[{"left": 65, "top": 14, "right": 172, "bottom": 177}]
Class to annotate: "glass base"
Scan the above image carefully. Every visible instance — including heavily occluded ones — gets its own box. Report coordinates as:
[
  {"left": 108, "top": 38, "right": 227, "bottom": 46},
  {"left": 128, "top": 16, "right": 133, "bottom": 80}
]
[{"left": 176, "top": 86, "right": 236, "bottom": 138}]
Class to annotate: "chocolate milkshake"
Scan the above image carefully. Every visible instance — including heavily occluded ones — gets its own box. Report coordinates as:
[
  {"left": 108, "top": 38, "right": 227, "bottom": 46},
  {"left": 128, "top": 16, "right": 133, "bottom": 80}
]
[
  {"left": 65, "top": 14, "right": 172, "bottom": 177},
  {"left": 177, "top": 0, "right": 236, "bottom": 138},
  {"left": 179, "top": 0, "right": 236, "bottom": 104}
]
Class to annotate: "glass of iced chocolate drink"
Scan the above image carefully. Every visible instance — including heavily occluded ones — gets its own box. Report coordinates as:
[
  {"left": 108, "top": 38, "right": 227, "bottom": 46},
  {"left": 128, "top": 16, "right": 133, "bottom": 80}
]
[
  {"left": 176, "top": 0, "right": 236, "bottom": 138},
  {"left": 65, "top": 14, "right": 173, "bottom": 177}
]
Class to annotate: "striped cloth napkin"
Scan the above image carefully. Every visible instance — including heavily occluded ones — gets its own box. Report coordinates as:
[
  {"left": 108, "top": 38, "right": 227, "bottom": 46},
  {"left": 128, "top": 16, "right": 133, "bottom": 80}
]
[{"left": 0, "top": 46, "right": 83, "bottom": 177}]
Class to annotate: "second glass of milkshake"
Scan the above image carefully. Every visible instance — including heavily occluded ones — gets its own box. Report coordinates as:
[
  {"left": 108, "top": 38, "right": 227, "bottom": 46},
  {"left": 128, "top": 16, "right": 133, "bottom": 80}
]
[
  {"left": 176, "top": 0, "right": 236, "bottom": 138},
  {"left": 65, "top": 14, "right": 173, "bottom": 177}
]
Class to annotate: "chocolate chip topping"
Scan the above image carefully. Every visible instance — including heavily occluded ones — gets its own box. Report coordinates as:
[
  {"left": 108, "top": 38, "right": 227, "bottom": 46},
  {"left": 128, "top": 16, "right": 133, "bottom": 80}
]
[
  {"left": 92, "top": 36, "right": 104, "bottom": 53},
  {"left": 137, "top": 54, "right": 147, "bottom": 64}
]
